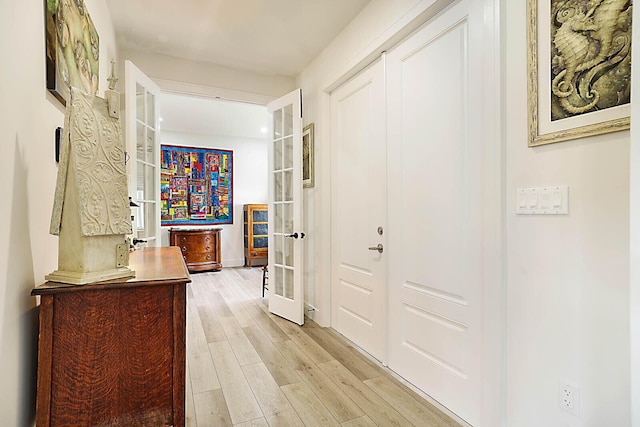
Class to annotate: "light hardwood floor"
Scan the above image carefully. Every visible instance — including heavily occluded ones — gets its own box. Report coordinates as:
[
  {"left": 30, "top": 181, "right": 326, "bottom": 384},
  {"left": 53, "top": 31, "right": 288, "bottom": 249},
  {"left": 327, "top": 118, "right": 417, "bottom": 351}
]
[{"left": 186, "top": 267, "right": 461, "bottom": 427}]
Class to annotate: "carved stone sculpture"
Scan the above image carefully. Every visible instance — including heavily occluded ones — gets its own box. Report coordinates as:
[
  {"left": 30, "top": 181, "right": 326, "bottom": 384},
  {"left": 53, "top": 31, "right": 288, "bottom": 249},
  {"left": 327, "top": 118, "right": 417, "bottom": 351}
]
[{"left": 46, "top": 86, "right": 134, "bottom": 284}]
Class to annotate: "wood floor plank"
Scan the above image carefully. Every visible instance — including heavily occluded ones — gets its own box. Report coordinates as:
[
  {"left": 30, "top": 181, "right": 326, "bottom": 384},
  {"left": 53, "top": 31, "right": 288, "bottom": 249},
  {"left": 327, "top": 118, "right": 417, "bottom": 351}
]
[
  {"left": 364, "top": 376, "right": 460, "bottom": 427},
  {"left": 304, "top": 326, "right": 382, "bottom": 381},
  {"left": 190, "top": 279, "right": 228, "bottom": 342},
  {"left": 208, "top": 290, "right": 234, "bottom": 317},
  {"left": 243, "top": 325, "right": 301, "bottom": 386},
  {"left": 341, "top": 415, "right": 377, "bottom": 426},
  {"left": 197, "top": 304, "right": 228, "bottom": 343},
  {"left": 250, "top": 307, "right": 290, "bottom": 343},
  {"left": 235, "top": 417, "right": 270, "bottom": 427},
  {"left": 187, "top": 299, "right": 221, "bottom": 393},
  {"left": 318, "top": 360, "right": 412, "bottom": 426},
  {"left": 295, "top": 363, "right": 365, "bottom": 423},
  {"left": 236, "top": 266, "right": 262, "bottom": 281},
  {"left": 185, "top": 361, "right": 197, "bottom": 427},
  {"left": 185, "top": 268, "right": 464, "bottom": 427},
  {"left": 192, "top": 389, "right": 233, "bottom": 427},
  {"left": 219, "top": 315, "right": 245, "bottom": 338},
  {"left": 301, "top": 318, "right": 322, "bottom": 328},
  {"left": 208, "top": 341, "right": 263, "bottom": 424},
  {"left": 219, "top": 316, "right": 262, "bottom": 366},
  {"left": 281, "top": 382, "right": 340, "bottom": 427},
  {"left": 187, "top": 343, "right": 221, "bottom": 394},
  {"left": 277, "top": 339, "right": 316, "bottom": 371},
  {"left": 241, "top": 362, "right": 303, "bottom": 426},
  {"left": 252, "top": 307, "right": 333, "bottom": 364},
  {"left": 228, "top": 335, "right": 263, "bottom": 366},
  {"left": 218, "top": 286, "right": 256, "bottom": 327},
  {"left": 284, "top": 326, "right": 335, "bottom": 364}
]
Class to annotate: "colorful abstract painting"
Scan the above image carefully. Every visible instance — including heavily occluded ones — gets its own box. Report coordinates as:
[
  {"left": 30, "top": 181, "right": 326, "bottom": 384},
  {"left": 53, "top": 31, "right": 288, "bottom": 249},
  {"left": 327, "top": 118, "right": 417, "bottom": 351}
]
[{"left": 161, "top": 145, "right": 233, "bottom": 225}]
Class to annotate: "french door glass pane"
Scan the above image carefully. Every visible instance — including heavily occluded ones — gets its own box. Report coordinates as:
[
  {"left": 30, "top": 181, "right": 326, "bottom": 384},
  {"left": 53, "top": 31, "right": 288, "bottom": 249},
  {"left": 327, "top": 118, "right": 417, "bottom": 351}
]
[
  {"left": 284, "top": 136, "right": 293, "bottom": 168},
  {"left": 274, "top": 110, "right": 283, "bottom": 138},
  {"left": 145, "top": 202, "right": 156, "bottom": 238},
  {"left": 136, "top": 201, "right": 145, "bottom": 234},
  {"left": 274, "top": 266, "right": 283, "bottom": 296},
  {"left": 285, "top": 238, "right": 293, "bottom": 267},
  {"left": 284, "top": 104, "right": 293, "bottom": 136},
  {"left": 284, "top": 203, "right": 293, "bottom": 234},
  {"left": 275, "top": 172, "right": 283, "bottom": 202},
  {"left": 146, "top": 91, "right": 155, "bottom": 126},
  {"left": 275, "top": 139, "right": 283, "bottom": 170},
  {"left": 275, "top": 204, "right": 283, "bottom": 233},
  {"left": 145, "top": 164, "right": 155, "bottom": 200},
  {"left": 136, "top": 83, "right": 144, "bottom": 121},
  {"left": 275, "top": 235, "right": 283, "bottom": 264},
  {"left": 136, "top": 123, "right": 145, "bottom": 159},
  {"left": 136, "top": 162, "right": 144, "bottom": 195},
  {"left": 146, "top": 129, "right": 156, "bottom": 163},
  {"left": 285, "top": 268, "right": 294, "bottom": 299},
  {"left": 284, "top": 170, "right": 293, "bottom": 201}
]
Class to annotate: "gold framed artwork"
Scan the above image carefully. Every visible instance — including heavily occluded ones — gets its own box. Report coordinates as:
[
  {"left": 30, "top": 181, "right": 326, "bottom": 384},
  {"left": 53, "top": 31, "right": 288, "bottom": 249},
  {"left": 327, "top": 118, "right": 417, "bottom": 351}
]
[
  {"left": 302, "top": 123, "right": 314, "bottom": 188},
  {"left": 45, "top": 0, "right": 100, "bottom": 106},
  {"left": 526, "top": 0, "right": 632, "bottom": 147}
]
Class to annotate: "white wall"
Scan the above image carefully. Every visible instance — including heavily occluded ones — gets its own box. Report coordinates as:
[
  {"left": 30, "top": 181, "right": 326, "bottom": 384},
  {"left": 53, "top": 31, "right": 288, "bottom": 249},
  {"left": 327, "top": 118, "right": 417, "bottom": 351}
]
[
  {"left": 160, "top": 131, "right": 268, "bottom": 267},
  {"left": 0, "top": 0, "right": 119, "bottom": 423},
  {"left": 505, "top": 2, "right": 630, "bottom": 427}
]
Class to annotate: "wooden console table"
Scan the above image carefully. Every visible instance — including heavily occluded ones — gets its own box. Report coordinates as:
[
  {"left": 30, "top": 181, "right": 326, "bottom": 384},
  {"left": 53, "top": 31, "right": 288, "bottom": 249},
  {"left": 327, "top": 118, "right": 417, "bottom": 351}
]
[
  {"left": 32, "top": 247, "right": 190, "bottom": 427},
  {"left": 169, "top": 227, "right": 222, "bottom": 273}
]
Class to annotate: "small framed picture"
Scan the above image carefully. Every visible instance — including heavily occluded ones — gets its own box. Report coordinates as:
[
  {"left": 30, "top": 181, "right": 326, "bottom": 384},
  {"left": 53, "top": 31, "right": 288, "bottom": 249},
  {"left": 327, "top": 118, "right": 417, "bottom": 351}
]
[{"left": 302, "top": 123, "right": 314, "bottom": 188}]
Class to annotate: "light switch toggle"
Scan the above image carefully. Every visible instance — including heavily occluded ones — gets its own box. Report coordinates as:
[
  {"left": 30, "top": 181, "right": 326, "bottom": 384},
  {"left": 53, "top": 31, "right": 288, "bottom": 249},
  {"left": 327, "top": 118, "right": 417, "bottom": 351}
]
[{"left": 516, "top": 186, "right": 569, "bottom": 215}]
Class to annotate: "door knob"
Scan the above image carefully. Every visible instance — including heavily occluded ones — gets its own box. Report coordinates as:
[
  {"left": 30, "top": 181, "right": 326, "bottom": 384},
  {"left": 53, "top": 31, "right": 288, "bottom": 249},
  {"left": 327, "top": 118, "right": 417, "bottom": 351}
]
[
  {"left": 368, "top": 243, "right": 383, "bottom": 253},
  {"left": 286, "top": 232, "right": 299, "bottom": 239}
]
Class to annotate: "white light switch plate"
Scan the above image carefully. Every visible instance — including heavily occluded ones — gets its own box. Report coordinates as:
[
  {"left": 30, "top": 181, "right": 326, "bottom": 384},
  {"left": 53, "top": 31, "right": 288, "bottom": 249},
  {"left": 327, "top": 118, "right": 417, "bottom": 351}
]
[{"left": 516, "top": 186, "right": 569, "bottom": 215}]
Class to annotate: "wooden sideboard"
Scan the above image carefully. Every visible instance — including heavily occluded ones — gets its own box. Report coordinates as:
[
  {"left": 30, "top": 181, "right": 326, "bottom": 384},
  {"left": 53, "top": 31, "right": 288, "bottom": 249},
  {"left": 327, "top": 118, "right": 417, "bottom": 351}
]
[
  {"left": 243, "top": 204, "right": 268, "bottom": 267},
  {"left": 31, "top": 247, "right": 191, "bottom": 427},
  {"left": 169, "top": 227, "right": 222, "bottom": 273}
]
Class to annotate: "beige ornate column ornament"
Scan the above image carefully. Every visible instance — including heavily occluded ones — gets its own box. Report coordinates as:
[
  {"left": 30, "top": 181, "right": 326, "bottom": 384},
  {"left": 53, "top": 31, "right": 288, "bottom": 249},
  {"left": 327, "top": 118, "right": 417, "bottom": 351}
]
[{"left": 47, "top": 83, "right": 134, "bottom": 285}]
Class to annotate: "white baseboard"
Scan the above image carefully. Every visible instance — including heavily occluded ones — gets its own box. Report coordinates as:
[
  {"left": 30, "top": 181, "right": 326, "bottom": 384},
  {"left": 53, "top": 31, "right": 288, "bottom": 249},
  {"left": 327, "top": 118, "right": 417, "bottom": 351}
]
[{"left": 223, "top": 259, "right": 245, "bottom": 268}]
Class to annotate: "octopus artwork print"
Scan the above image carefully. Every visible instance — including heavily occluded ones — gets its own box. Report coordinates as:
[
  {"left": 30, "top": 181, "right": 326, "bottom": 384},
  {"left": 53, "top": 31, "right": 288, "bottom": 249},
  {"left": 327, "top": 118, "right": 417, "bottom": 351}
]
[
  {"left": 550, "top": 0, "right": 632, "bottom": 121},
  {"left": 46, "top": 0, "right": 100, "bottom": 105}
]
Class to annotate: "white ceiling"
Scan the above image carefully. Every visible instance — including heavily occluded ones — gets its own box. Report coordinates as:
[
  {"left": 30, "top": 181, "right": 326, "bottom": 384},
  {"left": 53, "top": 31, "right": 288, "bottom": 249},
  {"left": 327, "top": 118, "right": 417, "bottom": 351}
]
[
  {"left": 159, "top": 93, "right": 270, "bottom": 139},
  {"left": 106, "top": 0, "right": 371, "bottom": 138},
  {"left": 106, "top": 0, "right": 371, "bottom": 77}
]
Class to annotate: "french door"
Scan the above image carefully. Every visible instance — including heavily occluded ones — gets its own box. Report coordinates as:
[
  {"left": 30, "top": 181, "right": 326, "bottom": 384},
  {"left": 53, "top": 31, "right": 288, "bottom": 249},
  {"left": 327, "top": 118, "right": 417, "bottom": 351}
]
[
  {"left": 125, "top": 60, "right": 160, "bottom": 246},
  {"left": 267, "top": 89, "right": 305, "bottom": 325}
]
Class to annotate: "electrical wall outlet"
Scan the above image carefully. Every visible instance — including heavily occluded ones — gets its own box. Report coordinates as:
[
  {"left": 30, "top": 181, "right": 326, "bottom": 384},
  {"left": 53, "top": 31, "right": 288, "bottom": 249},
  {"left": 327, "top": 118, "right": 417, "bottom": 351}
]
[{"left": 559, "top": 381, "right": 579, "bottom": 415}]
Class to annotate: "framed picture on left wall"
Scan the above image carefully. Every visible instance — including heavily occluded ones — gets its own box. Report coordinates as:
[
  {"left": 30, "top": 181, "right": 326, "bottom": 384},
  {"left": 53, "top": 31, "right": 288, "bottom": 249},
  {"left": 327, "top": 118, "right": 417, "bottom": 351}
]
[{"left": 45, "top": 0, "right": 100, "bottom": 106}]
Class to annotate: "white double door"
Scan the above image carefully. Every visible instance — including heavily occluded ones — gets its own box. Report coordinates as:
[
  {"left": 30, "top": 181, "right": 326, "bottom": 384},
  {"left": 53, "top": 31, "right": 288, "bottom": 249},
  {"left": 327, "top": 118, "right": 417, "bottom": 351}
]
[{"left": 331, "top": 1, "right": 484, "bottom": 424}]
